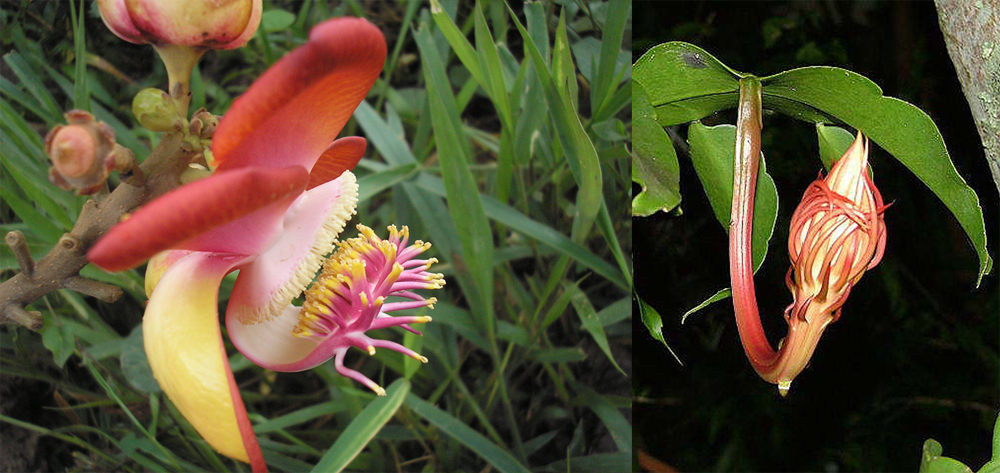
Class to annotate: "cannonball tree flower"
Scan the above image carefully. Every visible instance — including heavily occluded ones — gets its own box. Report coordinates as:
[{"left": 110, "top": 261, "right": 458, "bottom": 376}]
[
  {"left": 97, "top": 0, "right": 262, "bottom": 114},
  {"left": 87, "top": 18, "right": 411, "bottom": 472}
]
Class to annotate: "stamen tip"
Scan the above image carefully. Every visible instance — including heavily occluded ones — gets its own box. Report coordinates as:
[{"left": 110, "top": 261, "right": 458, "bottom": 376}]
[
  {"left": 367, "top": 346, "right": 376, "bottom": 355},
  {"left": 374, "top": 386, "right": 386, "bottom": 397}
]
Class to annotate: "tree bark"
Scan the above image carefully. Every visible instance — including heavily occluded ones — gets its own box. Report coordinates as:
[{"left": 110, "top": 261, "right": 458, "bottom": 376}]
[{"left": 934, "top": 0, "right": 1000, "bottom": 195}]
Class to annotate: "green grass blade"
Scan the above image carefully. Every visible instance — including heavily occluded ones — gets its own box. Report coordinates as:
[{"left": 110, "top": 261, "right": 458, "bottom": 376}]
[
  {"left": 70, "top": 0, "right": 89, "bottom": 112},
  {"left": 311, "top": 379, "right": 409, "bottom": 473},
  {"left": 414, "top": 24, "right": 495, "bottom": 334},
  {"left": 405, "top": 393, "right": 532, "bottom": 473},
  {"left": 412, "top": 173, "right": 627, "bottom": 290},
  {"left": 591, "top": 0, "right": 628, "bottom": 120},
  {"left": 564, "top": 281, "right": 625, "bottom": 376},
  {"left": 508, "top": 6, "right": 602, "bottom": 245}
]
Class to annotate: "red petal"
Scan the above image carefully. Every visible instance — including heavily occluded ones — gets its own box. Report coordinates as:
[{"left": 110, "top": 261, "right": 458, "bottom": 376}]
[
  {"left": 88, "top": 166, "right": 308, "bottom": 272},
  {"left": 213, "top": 18, "right": 385, "bottom": 173},
  {"left": 308, "top": 136, "right": 365, "bottom": 189}
]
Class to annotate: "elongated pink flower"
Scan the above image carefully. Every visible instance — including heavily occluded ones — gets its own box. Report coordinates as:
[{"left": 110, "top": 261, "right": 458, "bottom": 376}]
[
  {"left": 88, "top": 18, "right": 388, "bottom": 472},
  {"left": 774, "top": 131, "right": 888, "bottom": 392}
]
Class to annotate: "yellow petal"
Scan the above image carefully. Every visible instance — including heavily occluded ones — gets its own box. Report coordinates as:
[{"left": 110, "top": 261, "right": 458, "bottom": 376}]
[{"left": 144, "top": 252, "right": 265, "bottom": 470}]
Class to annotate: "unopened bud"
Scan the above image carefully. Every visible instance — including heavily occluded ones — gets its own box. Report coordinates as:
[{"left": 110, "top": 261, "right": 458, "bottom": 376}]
[
  {"left": 133, "top": 88, "right": 181, "bottom": 132},
  {"left": 45, "top": 110, "right": 121, "bottom": 194}
]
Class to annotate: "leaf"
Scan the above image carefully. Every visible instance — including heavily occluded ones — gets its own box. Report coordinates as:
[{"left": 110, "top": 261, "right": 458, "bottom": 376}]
[
  {"left": 635, "top": 293, "right": 681, "bottom": 364},
  {"left": 574, "top": 383, "right": 631, "bottom": 453},
  {"left": 508, "top": 5, "right": 603, "bottom": 245},
  {"left": 311, "top": 379, "right": 409, "bottom": 473},
  {"left": 760, "top": 66, "right": 993, "bottom": 285},
  {"left": 40, "top": 313, "right": 75, "bottom": 368},
  {"left": 632, "top": 81, "right": 680, "bottom": 215},
  {"left": 633, "top": 42, "right": 741, "bottom": 126},
  {"left": 680, "top": 287, "right": 732, "bottom": 324},
  {"left": 120, "top": 325, "right": 161, "bottom": 393},
  {"left": 687, "top": 122, "right": 778, "bottom": 273},
  {"left": 564, "top": 281, "right": 625, "bottom": 376},
  {"left": 414, "top": 24, "right": 496, "bottom": 334},
  {"left": 919, "top": 439, "right": 973, "bottom": 473},
  {"left": 405, "top": 393, "right": 532, "bottom": 473},
  {"left": 816, "top": 123, "right": 856, "bottom": 171},
  {"left": 261, "top": 9, "right": 296, "bottom": 32}
]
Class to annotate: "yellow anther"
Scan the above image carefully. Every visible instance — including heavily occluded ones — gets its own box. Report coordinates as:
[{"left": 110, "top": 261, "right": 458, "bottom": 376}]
[
  {"left": 417, "top": 316, "right": 433, "bottom": 323},
  {"left": 367, "top": 345, "right": 376, "bottom": 355},
  {"left": 373, "top": 386, "right": 386, "bottom": 397},
  {"left": 360, "top": 292, "right": 369, "bottom": 306},
  {"left": 374, "top": 296, "right": 385, "bottom": 307}
]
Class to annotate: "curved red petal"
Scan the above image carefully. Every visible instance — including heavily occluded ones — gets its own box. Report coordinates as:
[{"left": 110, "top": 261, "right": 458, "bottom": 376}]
[
  {"left": 213, "top": 17, "right": 386, "bottom": 172},
  {"left": 88, "top": 166, "right": 308, "bottom": 272},
  {"left": 308, "top": 136, "right": 365, "bottom": 189}
]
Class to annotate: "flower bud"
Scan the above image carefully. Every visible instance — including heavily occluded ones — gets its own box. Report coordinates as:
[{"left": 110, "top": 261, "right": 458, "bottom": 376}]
[
  {"left": 773, "top": 131, "right": 888, "bottom": 393},
  {"left": 97, "top": 0, "right": 262, "bottom": 50},
  {"left": 133, "top": 88, "right": 182, "bottom": 132},
  {"left": 45, "top": 111, "right": 120, "bottom": 194}
]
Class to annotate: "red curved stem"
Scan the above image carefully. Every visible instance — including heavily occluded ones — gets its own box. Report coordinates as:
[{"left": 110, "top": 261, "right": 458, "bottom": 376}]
[{"left": 729, "top": 77, "right": 781, "bottom": 376}]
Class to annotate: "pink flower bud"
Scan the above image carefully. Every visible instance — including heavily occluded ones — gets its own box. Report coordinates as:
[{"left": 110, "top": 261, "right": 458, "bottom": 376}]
[
  {"left": 45, "top": 111, "right": 119, "bottom": 195},
  {"left": 772, "top": 131, "right": 889, "bottom": 393},
  {"left": 97, "top": 0, "right": 262, "bottom": 50}
]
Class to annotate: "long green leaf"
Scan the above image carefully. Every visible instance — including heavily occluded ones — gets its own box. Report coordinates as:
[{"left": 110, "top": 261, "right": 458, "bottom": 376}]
[
  {"left": 564, "top": 281, "right": 624, "bottom": 376},
  {"left": 412, "top": 173, "right": 627, "bottom": 289},
  {"left": 761, "top": 66, "right": 992, "bottom": 284},
  {"left": 508, "top": 6, "right": 602, "bottom": 245},
  {"left": 414, "top": 24, "right": 495, "bottom": 333},
  {"left": 591, "top": 0, "right": 628, "bottom": 120},
  {"left": 311, "top": 379, "right": 409, "bottom": 473},
  {"left": 405, "top": 393, "right": 531, "bottom": 473}
]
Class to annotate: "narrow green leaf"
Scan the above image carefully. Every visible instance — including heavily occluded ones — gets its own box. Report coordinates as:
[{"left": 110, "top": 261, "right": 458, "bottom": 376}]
[
  {"left": 591, "top": 0, "right": 628, "bottom": 119},
  {"left": 633, "top": 42, "right": 741, "bottom": 126},
  {"left": 70, "top": 0, "right": 89, "bottom": 112},
  {"left": 636, "top": 294, "right": 682, "bottom": 364},
  {"left": 574, "top": 383, "right": 631, "bottom": 452},
  {"left": 353, "top": 101, "right": 416, "bottom": 166},
  {"left": 356, "top": 163, "right": 419, "bottom": 204},
  {"left": 4, "top": 52, "right": 62, "bottom": 125},
  {"left": 474, "top": 1, "right": 513, "bottom": 130},
  {"left": 406, "top": 393, "right": 532, "bottom": 473},
  {"left": 415, "top": 25, "right": 495, "bottom": 331},
  {"left": 541, "top": 452, "right": 631, "bottom": 472},
  {"left": 428, "top": 0, "right": 485, "bottom": 85},
  {"left": 680, "top": 287, "right": 731, "bottom": 324},
  {"left": 508, "top": 6, "right": 602, "bottom": 244},
  {"left": 761, "top": 66, "right": 992, "bottom": 284},
  {"left": 564, "top": 281, "right": 624, "bottom": 376},
  {"left": 687, "top": 122, "right": 778, "bottom": 273},
  {"left": 412, "top": 174, "right": 627, "bottom": 290},
  {"left": 530, "top": 347, "right": 586, "bottom": 363},
  {"left": 633, "top": 81, "right": 680, "bottom": 215},
  {"left": 311, "top": 379, "right": 409, "bottom": 473}
]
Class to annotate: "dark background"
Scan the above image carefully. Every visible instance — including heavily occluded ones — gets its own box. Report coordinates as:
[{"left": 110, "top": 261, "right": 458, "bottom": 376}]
[{"left": 633, "top": 1, "right": 999, "bottom": 471}]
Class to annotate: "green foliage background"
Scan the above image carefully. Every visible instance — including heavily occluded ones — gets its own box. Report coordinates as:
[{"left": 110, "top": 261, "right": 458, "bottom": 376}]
[
  {"left": 0, "top": 1, "right": 632, "bottom": 471},
  {"left": 633, "top": 1, "right": 999, "bottom": 472}
]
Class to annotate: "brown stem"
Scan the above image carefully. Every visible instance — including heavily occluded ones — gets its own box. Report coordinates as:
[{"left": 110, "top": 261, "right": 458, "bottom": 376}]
[
  {"left": 0, "top": 131, "right": 194, "bottom": 330},
  {"left": 5, "top": 231, "right": 34, "bottom": 277}
]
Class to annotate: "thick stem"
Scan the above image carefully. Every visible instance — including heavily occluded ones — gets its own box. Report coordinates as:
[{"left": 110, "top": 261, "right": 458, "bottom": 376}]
[
  {"left": 730, "top": 77, "right": 780, "bottom": 371},
  {"left": 152, "top": 44, "right": 206, "bottom": 118}
]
